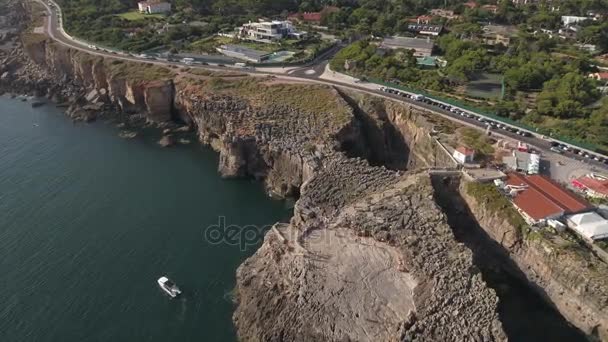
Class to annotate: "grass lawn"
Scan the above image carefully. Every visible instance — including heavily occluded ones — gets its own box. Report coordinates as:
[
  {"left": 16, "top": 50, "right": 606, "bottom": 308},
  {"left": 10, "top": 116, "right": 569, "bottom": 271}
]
[
  {"left": 466, "top": 72, "right": 503, "bottom": 99},
  {"left": 187, "top": 36, "right": 234, "bottom": 53},
  {"left": 117, "top": 11, "right": 165, "bottom": 21}
]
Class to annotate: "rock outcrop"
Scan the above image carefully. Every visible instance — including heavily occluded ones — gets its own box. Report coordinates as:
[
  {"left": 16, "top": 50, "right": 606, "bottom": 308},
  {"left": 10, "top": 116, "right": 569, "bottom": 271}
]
[
  {"left": 10, "top": 1, "right": 601, "bottom": 339},
  {"left": 234, "top": 159, "right": 506, "bottom": 341}
]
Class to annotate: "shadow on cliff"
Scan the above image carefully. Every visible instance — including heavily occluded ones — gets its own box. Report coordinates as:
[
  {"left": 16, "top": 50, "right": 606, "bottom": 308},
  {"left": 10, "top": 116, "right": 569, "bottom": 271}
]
[
  {"left": 430, "top": 175, "right": 588, "bottom": 342},
  {"left": 334, "top": 88, "right": 409, "bottom": 170}
]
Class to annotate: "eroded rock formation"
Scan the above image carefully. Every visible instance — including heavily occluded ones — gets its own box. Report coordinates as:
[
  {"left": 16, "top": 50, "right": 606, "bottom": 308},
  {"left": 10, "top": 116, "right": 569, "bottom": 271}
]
[
  {"left": 234, "top": 159, "right": 506, "bottom": 341},
  {"left": 3, "top": 1, "right": 601, "bottom": 339}
]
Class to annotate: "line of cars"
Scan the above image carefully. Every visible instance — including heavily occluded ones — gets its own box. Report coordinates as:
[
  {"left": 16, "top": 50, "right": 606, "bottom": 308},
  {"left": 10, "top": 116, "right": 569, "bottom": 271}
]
[
  {"left": 379, "top": 86, "right": 531, "bottom": 136},
  {"left": 379, "top": 86, "right": 608, "bottom": 165},
  {"left": 550, "top": 142, "right": 608, "bottom": 164}
]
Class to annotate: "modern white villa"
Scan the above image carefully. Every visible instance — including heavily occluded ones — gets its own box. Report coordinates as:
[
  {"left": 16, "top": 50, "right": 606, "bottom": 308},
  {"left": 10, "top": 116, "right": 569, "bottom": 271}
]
[{"left": 235, "top": 20, "right": 306, "bottom": 43}]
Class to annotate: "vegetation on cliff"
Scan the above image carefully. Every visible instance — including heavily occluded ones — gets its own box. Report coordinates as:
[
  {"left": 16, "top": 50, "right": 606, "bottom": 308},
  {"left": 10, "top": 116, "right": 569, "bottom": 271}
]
[
  {"left": 184, "top": 76, "right": 352, "bottom": 128},
  {"left": 465, "top": 182, "right": 528, "bottom": 238},
  {"left": 104, "top": 59, "right": 174, "bottom": 81}
]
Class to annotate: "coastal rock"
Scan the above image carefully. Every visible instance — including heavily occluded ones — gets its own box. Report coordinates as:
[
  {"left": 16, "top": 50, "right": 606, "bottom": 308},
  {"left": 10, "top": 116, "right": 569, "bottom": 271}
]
[
  {"left": 144, "top": 80, "right": 173, "bottom": 122},
  {"left": 234, "top": 166, "right": 506, "bottom": 341},
  {"left": 4, "top": 2, "right": 602, "bottom": 338},
  {"left": 158, "top": 135, "right": 174, "bottom": 147},
  {"left": 118, "top": 130, "right": 137, "bottom": 139}
]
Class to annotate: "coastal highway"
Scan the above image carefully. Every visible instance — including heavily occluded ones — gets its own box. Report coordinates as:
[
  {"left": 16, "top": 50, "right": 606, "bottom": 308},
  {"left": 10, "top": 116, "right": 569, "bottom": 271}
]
[{"left": 37, "top": 0, "right": 608, "bottom": 169}]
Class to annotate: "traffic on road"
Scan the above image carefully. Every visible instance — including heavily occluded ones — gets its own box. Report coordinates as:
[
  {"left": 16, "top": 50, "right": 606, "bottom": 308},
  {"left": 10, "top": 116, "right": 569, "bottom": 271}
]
[
  {"left": 378, "top": 86, "right": 608, "bottom": 168},
  {"left": 38, "top": 0, "right": 608, "bottom": 171}
]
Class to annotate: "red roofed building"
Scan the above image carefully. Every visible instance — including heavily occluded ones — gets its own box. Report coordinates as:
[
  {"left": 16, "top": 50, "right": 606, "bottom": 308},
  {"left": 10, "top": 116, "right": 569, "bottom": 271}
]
[
  {"left": 588, "top": 72, "right": 608, "bottom": 81},
  {"left": 453, "top": 147, "right": 475, "bottom": 164},
  {"left": 481, "top": 5, "right": 498, "bottom": 13},
  {"left": 464, "top": 1, "right": 478, "bottom": 9},
  {"left": 506, "top": 173, "right": 592, "bottom": 225},
  {"left": 287, "top": 12, "right": 322, "bottom": 23},
  {"left": 572, "top": 174, "right": 608, "bottom": 199},
  {"left": 416, "top": 15, "right": 433, "bottom": 24},
  {"left": 287, "top": 6, "right": 338, "bottom": 24}
]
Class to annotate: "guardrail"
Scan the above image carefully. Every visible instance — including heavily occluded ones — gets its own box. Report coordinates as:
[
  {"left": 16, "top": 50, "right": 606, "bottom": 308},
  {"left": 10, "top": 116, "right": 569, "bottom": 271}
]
[
  {"left": 38, "top": 0, "right": 608, "bottom": 159},
  {"left": 358, "top": 75, "right": 604, "bottom": 156}
]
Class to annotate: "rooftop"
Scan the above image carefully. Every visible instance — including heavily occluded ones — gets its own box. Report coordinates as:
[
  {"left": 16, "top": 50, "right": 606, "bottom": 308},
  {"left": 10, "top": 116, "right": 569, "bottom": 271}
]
[
  {"left": 482, "top": 25, "right": 518, "bottom": 36},
  {"left": 381, "top": 37, "right": 434, "bottom": 50},
  {"left": 572, "top": 175, "right": 608, "bottom": 196},
  {"left": 506, "top": 173, "right": 592, "bottom": 221},
  {"left": 567, "top": 212, "right": 608, "bottom": 240},
  {"left": 456, "top": 146, "right": 475, "bottom": 155},
  {"left": 407, "top": 23, "right": 443, "bottom": 33},
  {"left": 288, "top": 12, "right": 322, "bottom": 22},
  {"left": 503, "top": 151, "right": 539, "bottom": 173},
  {"left": 596, "top": 72, "right": 608, "bottom": 80}
]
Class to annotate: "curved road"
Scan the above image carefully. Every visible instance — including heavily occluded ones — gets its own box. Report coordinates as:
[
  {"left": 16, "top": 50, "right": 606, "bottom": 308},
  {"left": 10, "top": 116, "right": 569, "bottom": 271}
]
[{"left": 38, "top": 0, "right": 608, "bottom": 169}]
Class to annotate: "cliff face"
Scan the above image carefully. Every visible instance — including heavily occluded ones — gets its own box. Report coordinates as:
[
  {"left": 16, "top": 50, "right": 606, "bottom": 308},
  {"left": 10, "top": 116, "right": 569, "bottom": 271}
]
[
  {"left": 338, "top": 91, "right": 458, "bottom": 170},
  {"left": 14, "top": 38, "right": 175, "bottom": 122},
  {"left": 172, "top": 78, "right": 372, "bottom": 198},
  {"left": 13, "top": 37, "right": 452, "bottom": 198},
  {"left": 459, "top": 181, "right": 608, "bottom": 340},
  {"left": 4, "top": 21, "right": 509, "bottom": 341}
]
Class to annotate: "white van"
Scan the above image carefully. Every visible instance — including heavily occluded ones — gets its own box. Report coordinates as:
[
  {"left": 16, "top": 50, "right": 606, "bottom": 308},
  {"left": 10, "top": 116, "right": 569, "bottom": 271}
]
[{"left": 413, "top": 94, "right": 425, "bottom": 101}]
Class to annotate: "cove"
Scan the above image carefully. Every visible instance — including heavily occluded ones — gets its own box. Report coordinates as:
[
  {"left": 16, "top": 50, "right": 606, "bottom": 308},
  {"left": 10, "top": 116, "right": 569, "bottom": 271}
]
[{"left": 0, "top": 96, "right": 288, "bottom": 342}]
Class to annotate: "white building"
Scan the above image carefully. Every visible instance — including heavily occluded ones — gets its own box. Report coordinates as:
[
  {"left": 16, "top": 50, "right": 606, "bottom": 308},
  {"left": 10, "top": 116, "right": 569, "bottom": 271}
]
[
  {"left": 503, "top": 150, "right": 540, "bottom": 174},
  {"left": 453, "top": 147, "right": 475, "bottom": 164},
  {"left": 561, "top": 16, "right": 594, "bottom": 26},
  {"left": 138, "top": 1, "right": 171, "bottom": 14},
  {"left": 236, "top": 20, "right": 306, "bottom": 43},
  {"left": 567, "top": 212, "right": 608, "bottom": 241}
]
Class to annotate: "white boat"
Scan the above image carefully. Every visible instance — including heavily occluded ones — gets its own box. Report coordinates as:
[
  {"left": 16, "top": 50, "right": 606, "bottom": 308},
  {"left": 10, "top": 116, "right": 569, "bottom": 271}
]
[{"left": 157, "top": 276, "right": 181, "bottom": 298}]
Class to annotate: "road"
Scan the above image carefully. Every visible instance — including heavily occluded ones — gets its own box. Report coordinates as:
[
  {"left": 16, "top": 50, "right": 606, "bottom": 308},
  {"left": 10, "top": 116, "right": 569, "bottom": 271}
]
[{"left": 37, "top": 0, "right": 608, "bottom": 171}]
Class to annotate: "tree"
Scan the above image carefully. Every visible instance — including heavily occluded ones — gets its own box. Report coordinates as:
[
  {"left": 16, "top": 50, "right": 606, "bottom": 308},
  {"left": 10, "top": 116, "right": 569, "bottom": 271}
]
[{"left": 536, "top": 72, "right": 599, "bottom": 118}]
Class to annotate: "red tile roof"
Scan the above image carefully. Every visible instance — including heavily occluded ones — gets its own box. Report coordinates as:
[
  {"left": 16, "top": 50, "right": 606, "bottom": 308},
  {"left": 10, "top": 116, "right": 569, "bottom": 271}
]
[
  {"left": 288, "top": 8, "right": 337, "bottom": 22},
  {"left": 598, "top": 72, "right": 608, "bottom": 80},
  {"left": 572, "top": 176, "right": 608, "bottom": 196},
  {"left": 302, "top": 12, "right": 322, "bottom": 22},
  {"left": 287, "top": 12, "right": 322, "bottom": 22},
  {"left": 464, "top": 1, "right": 478, "bottom": 8},
  {"left": 456, "top": 146, "right": 475, "bottom": 155},
  {"left": 506, "top": 173, "right": 592, "bottom": 221}
]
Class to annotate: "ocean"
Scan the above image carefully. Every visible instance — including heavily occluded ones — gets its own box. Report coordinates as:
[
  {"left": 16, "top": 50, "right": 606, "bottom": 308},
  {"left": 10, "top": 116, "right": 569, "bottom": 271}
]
[{"left": 0, "top": 96, "right": 287, "bottom": 342}]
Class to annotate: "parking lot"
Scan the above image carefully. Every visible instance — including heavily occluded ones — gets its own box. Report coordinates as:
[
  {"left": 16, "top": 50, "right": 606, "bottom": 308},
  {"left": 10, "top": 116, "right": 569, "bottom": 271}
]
[{"left": 542, "top": 152, "right": 600, "bottom": 186}]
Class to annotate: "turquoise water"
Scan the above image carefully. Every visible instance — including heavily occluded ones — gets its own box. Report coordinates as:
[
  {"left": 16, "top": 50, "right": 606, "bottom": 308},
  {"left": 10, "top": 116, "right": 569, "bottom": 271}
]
[{"left": 0, "top": 97, "right": 287, "bottom": 342}]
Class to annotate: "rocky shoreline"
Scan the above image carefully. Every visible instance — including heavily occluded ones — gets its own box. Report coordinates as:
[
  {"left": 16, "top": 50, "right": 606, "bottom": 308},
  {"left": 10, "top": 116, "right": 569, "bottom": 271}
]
[{"left": 3, "top": 0, "right": 606, "bottom": 340}]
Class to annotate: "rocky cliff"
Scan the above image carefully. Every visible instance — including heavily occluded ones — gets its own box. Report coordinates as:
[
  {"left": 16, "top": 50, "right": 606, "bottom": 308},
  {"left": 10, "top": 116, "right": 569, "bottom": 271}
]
[
  {"left": 336, "top": 90, "right": 458, "bottom": 170},
  {"left": 1, "top": 3, "right": 510, "bottom": 340},
  {"left": 234, "top": 158, "right": 505, "bottom": 341},
  {"left": 458, "top": 180, "right": 608, "bottom": 340}
]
